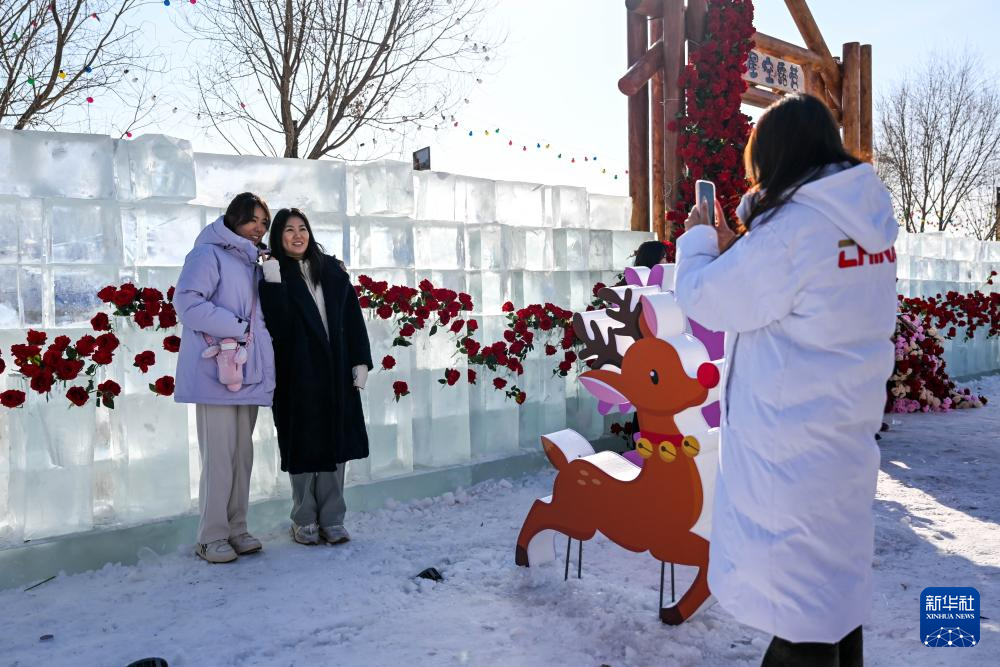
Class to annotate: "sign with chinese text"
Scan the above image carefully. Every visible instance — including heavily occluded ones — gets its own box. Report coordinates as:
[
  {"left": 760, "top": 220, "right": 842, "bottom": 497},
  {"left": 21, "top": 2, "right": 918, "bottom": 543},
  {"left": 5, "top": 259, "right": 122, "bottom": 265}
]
[
  {"left": 920, "top": 587, "right": 980, "bottom": 648},
  {"left": 743, "top": 49, "right": 806, "bottom": 94}
]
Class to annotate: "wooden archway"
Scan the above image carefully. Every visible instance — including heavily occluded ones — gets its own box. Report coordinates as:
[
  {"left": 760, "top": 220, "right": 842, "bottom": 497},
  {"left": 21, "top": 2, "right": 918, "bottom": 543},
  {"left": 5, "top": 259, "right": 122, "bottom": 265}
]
[{"left": 620, "top": 0, "right": 873, "bottom": 237}]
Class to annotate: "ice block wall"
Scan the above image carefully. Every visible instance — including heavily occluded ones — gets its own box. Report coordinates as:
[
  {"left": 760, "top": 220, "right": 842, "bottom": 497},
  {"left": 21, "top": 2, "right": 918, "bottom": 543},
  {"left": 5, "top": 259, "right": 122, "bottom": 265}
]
[
  {"left": 0, "top": 129, "right": 648, "bottom": 545},
  {"left": 894, "top": 232, "right": 1000, "bottom": 377}
]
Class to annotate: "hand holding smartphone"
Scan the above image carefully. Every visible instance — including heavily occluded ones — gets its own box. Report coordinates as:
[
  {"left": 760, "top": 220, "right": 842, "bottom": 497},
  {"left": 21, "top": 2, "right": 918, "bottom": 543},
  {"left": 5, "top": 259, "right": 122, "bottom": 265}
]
[{"left": 695, "top": 179, "right": 716, "bottom": 227}]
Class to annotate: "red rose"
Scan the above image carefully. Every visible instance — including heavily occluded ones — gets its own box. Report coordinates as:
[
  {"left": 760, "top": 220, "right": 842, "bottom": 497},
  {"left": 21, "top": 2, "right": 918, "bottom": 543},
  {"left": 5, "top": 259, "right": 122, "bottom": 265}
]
[
  {"left": 468, "top": 369, "right": 477, "bottom": 384},
  {"left": 112, "top": 286, "right": 137, "bottom": 308},
  {"left": 134, "top": 351, "right": 156, "bottom": 373},
  {"left": 509, "top": 341, "right": 525, "bottom": 356},
  {"left": 30, "top": 371, "right": 54, "bottom": 394},
  {"left": 610, "top": 423, "right": 623, "bottom": 435},
  {"left": 381, "top": 355, "right": 396, "bottom": 370},
  {"left": 377, "top": 305, "right": 393, "bottom": 320},
  {"left": 66, "top": 386, "right": 90, "bottom": 406},
  {"left": 459, "top": 292, "right": 473, "bottom": 310},
  {"left": 565, "top": 351, "right": 577, "bottom": 363},
  {"left": 400, "top": 323, "right": 416, "bottom": 337},
  {"left": 158, "top": 304, "right": 177, "bottom": 328},
  {"left": 450, "top": 319, "right": 465, "bottom": 333},
  {"left": 463, "top": 338, "right": 481, "bottom": 357},
  {"left": 97, "top": 285, "right": 117, "bottom": 303},
  {"left": 134, "top": 310, "right": 155, "bottom": 329},
  {"left": 492, "top": 378, "right": 507, "bottom": 390},
  {"left": 392, "top": 380, "right": 409, "bottom": 400},
  {"left": 418, "top": 279, "right": 434, "bottom": 293},
  {"left": 415, "top": 307, "right": 430, "bottom": 321},
  {"left": 501, "top": 301, "right": 514, "bottom": 313},
  {"left": 56, "top": 358, "right": 85, "bottom": 381},
  {"left": 92, "top": 349, "right": 114, "bottom": 365},
  {"left": 52, "top": 335, "right": 71, "bottom": 351},
  {"left": 26, "top": 329, "right": 47, "bottom": 345},
  {"left": 544, "top": 344, "right": 557, "bottom": 356},
  {"left": 466, "top": 320, "right": 478, "bottom": 333},
  {"left": 96, "top": 333, "right": 120, "bottom": 352},
  {"left": 503, "top": 330, "right": 517, "bottom": 343},
  {"left": 162, "top": 335, "right": 181, "bottom": 353},
  {"left": 97, "top": 380, "right": 121, "bottom": 397},
  {"left": 0, "top": 390, "right": 26, "bottom": 408},
  {"left": 152, "top": 375, "right": 175, "bottom": 397},
  {"left": 167, "top": 286, "right": 175, "bottom": 302},
  {"left": 75, "top": 335, "right": 97, "bottom": 357},
  {"left": 359, "top": 296, "right": 371, "bottom": 308},
  {"left": 515, "top": 391, "right": 527, "bottom": 405},
  {"left": 141, "top": 288, "right": 163, "bottom": 303},
  {"left": 91, "top": 312, "right": 112, "bottom": 332},
  {"left": 20, "top": 362, "right": 41, "bottom": 378},
  {"left": 558, "top": 360, "right": 572, "bottom": 373},
  {"left": 0, "top": 356, "right": 4, "bottom": 375},
  {"left": 144, "top": 300, "right": 161, "bottom": 317},
  {"left": 444, "top": 369, "right": 460, "bottom": 386}
]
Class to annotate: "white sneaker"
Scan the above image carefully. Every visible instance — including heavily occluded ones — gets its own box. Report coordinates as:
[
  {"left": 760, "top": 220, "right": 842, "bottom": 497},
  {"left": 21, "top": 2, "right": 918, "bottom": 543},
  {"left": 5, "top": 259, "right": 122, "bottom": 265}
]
[
  {"left": 195, "top": 539, "right": 238, "bottom": 563},
  {"left": 291, "top": 523, "right": 320, "bottom": 545},
  {"left": 229, "top": 532, "right": 262, "bottom": 555},
  {"left": 320, "top": 525, "right": 351, "bottom": 545}
]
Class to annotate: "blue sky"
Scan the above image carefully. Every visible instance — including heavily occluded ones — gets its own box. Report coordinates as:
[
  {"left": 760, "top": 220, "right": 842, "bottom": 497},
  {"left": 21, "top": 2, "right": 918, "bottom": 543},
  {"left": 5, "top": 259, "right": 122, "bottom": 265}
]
[{"left": 86, "top": 0, "right": 1000, "bottom": 196}]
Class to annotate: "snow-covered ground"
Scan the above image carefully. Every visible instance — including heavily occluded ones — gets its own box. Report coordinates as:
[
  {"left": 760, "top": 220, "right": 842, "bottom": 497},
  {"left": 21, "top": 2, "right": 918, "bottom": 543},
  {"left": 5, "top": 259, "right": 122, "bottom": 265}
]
[{"left": 1, "top": 375, "right": 998, "bottom": 667}]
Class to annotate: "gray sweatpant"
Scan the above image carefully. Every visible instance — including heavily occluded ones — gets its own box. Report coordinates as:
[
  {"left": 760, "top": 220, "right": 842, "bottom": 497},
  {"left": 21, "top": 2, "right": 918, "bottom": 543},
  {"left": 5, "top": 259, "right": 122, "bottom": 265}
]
[
  {"left": 195, "top": 404, "right": 259, "bottom": 544},
  {"left": 290, "top": 467, "right": 346, "bottom": 528}
]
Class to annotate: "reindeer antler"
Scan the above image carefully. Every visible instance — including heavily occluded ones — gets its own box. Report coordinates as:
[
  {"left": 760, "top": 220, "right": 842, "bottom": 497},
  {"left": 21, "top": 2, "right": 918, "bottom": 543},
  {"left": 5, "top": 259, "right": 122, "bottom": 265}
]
[
  {"left": 573, "top": 313, "right": 623, "bottom": 369},
  {"left": 599, "top": 286, "right": 645, "bottom": 342}
]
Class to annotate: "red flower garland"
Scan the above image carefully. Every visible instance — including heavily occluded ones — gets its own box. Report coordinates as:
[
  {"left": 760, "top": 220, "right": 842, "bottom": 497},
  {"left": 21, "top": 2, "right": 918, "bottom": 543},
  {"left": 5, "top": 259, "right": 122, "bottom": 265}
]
[{"left": 666, "top": 0, "right": 755, "bottom": 250}]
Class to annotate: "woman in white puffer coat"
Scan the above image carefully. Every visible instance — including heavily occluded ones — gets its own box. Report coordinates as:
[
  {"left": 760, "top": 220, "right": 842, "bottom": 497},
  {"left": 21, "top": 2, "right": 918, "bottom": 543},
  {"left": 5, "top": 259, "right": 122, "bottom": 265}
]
[{"left": 674, "top": 94, "right": 898, "bottom": 667}]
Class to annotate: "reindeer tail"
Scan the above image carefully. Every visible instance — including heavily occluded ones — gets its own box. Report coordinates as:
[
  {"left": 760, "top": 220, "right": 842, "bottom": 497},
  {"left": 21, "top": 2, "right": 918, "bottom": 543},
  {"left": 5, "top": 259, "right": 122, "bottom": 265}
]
[{"left": 539, "top": 429, "right": 596, "bottom": 471}]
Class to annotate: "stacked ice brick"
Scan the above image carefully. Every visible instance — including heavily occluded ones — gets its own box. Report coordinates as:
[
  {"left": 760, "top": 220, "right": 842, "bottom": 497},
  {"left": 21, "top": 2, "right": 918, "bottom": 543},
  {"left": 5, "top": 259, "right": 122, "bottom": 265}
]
[
  {"left": 0, "top": 129, "right": 649, "bottom": 544},
  {"left": 895, "top": 232, "right": 1000, "bottom": 377}
]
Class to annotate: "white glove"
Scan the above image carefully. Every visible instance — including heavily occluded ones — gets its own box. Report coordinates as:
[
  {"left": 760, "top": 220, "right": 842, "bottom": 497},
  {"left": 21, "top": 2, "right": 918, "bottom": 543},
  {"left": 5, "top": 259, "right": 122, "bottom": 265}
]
[
  {"left": 352, "top": 365, "right": 369, "bottom": 389},
  {"left": 262, "top": 258, "right": 282, "bottom": 283}
]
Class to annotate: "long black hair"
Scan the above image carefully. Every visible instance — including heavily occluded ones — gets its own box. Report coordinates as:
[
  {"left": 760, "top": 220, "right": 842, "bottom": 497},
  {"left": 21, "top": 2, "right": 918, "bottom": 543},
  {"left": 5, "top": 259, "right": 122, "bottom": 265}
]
[
  {"left": 268, "top": 208, "right": 327, "bottom": 285},
  {"left": 633, "top": 240, "right": 667, "bottom": 268},
  {"left": 743, "top": 93, "right": 861, "bottom": 230},
  {"left": 223, "top": 192, "right": 271, "bottom": 244}
]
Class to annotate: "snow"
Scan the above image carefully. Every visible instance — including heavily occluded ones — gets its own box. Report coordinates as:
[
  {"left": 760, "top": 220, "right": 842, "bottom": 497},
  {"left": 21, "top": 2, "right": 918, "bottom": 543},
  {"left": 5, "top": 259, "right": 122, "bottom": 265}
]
[{"left": 1, "top": 375, "right": 998, "bottom": 667}]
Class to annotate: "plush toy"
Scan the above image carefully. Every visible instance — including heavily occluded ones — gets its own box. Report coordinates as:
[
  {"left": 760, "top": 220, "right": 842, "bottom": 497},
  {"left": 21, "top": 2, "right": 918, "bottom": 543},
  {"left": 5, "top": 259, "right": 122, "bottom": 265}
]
[{"left": 202, "top": 338, "right": 249, "bottom": 392}]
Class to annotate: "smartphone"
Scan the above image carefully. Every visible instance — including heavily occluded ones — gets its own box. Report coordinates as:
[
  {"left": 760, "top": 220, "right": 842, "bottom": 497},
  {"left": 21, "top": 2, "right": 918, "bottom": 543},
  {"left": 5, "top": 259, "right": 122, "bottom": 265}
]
[{"left": 695, "top": 179, "right": 716, "bottom": 227}]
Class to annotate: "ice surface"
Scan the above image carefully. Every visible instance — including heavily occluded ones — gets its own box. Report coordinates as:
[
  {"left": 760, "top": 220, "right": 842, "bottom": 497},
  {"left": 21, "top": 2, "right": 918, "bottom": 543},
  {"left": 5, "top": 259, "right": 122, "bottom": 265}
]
[
  {"left": 612, "top": 231, "right": 655, "bottom": 268},
  {"left": 361, "top": 319, "right": 415, "bottom": 480},
  {"left": 349, "top": 217, "right": 414, "bottom": 268},
  {"left": 8, "top": 390, "right": 96, "bottom": 539},
  {"left": 465, "top": 224, "right": 507, "bottom": 271},
  {"left": 349, "top": 160, "right": 414, "bottom": 217},
  {"left": 456, "top": 175, "right": 496, "bottom": 224},
  {"left": 518, "top": 358, "right": 566, "bottom": 448},
  {"left": 16, "top": 266, "right": 44, "bottom": 326},
  {"left": 467, "top": 271, "right": 514, "bottom": 315},
  {"left": 495, "top": 181, "right": 544, "bottom": 227},
  {"left": 304, "top": 212, "right": 346, "bottom": 261},
  {"left": 0, "top": 198, "right": 44, "bottom": 264},
  {"left": 588, "top": 193, "right": 632, "bottom": 230},
  {"left": 519, "top": 271, "right": 569, "bottom": 307},
  {"left": 565, "top": 365, "right": 605, "bottom": 440},
  {"left": 121, "top": 204, "right": 205, "bottom": 267},
  {"left": 523, "top": 228, "right": 554, "bottom": 270},
  {"left": 588, "top": 230, "right": 613, "bottom": 270},
  {"left": 0, "top": 267, "right": 17, "bottom": 328},
  {"left": 415, "top": 171, "right": 457, "bottom": 221},
  {"left": 119, "top": 135, "right": 196, "bottom": 202},
  {"left": 193, "top": 152, "right": 347, "bottom": 213},
  {"left": 48, "top": 200, "right": 122, "bottom": 264},
  {"left": 544, "top": 185, "right": 588, "bottom": 228},
  {"left": 53, "top": 266, "right": 117, "bottom": 327},
  {"left": 411, "top": 326, "right": 472, "bottom": 468},
  {"left": 467, "top": 315, "right": 520, "bottom": 458},
  {"left": 0, "top": 129, "right": 115, "bottom": 200},
  {"left": 553, "top": 270, "right": 598, "bottom": 311},
  {"left": 111, "top": 396, "right": 191, "bottom": 522},
  {"left": 553, "top": 229, "right": 590, "bottom": 271},
  {"left": 414, "top": 222, "right": 465, "bottom": 270}
]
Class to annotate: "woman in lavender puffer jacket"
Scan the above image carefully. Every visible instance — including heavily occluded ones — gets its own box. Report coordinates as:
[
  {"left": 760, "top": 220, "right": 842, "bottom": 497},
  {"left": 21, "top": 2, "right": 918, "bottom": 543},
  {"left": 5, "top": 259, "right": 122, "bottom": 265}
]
[{"left": 173, "top": 192, "right": 276, "bottom": 564}]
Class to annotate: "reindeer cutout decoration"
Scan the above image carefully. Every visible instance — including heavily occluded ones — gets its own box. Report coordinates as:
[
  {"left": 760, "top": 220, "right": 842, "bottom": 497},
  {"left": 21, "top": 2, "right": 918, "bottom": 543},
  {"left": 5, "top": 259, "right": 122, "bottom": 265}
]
[{"left": 514, "top": 270, "right": 724, "bottom": 625}]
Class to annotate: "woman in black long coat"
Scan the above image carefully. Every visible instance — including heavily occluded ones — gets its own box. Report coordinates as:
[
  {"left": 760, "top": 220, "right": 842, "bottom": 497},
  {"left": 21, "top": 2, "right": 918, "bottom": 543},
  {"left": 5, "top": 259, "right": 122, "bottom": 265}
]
[{"left": 259, "top": 208, "right": 373, "bottom": 545}]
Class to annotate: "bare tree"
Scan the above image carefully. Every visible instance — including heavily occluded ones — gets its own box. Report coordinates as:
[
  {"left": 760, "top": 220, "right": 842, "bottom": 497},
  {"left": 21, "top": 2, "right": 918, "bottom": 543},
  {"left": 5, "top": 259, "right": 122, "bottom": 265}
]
[
  {"left": 957, "top": 169, "right": 999, "bottom": 241},
  {"left": 875, "top": 53, "right": 1000, "bottom": 234},
  {"left": 183, "top": 0, "right": 498, "bottom": 159},
  {"left": 0, "top": 1, "right": 151, "bottom": 132}
]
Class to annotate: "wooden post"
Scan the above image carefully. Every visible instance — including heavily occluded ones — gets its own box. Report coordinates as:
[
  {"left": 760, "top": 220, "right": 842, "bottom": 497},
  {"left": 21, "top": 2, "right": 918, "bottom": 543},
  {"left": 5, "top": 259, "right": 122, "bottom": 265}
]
[
  {"left": 842, "top": 42, "right": 861, "bottom": 157},
  {"left": 995, "top": 186, "right": 1000, "bottom": 242},
  {"left": 627, "top": 10, "right": 650, "bottom": 232},
  {"left": 859, "top": 44, "right": 873, "bottom": 162},
  {"left": 650, "top": 19, "right": 666, "bottom": 240},
  {"left": 743, "top": 86, "right": 783, "bottom": 109},
  {"left": 662, "top": 0, "right": 684, "bottom": 241},
  {"left": 625, "top": 0, "right": 664, "bottom": 17},
  {"left": 784, "top": 0, "right": 842, "bottom": 113},
  {"left": 684, "top": 0, "right": 708, "bottom": 44},
  {"left": 618, "top": 39, "right": 665, "bottom": 96}
]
